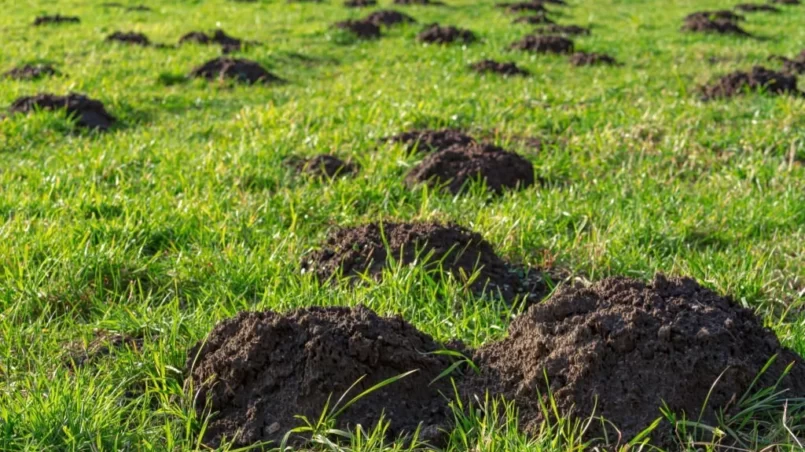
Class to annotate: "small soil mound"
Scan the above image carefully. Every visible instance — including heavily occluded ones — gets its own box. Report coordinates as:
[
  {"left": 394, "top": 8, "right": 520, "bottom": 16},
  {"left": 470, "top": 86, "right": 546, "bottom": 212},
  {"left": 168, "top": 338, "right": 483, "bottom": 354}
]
[
  {"left": 8, "top": 93, "right": 116, "bottom": 130},
  {"left": 364, "top": 10, "right": 416, "bottom": 27},
  {"left": 3, "top": 64, "right": 58, "bottom": 80},
  {"left": 497, "top": 1, "right": 546, "bottom": 13},
  {"left": 178, "top": 31, "right": 211, "bottom": 44},
  {"left": 190, "top": 57, "right": 281, "bottom": 84},
  {"left": 418, "top": 23, "right": 476, "bottom": 44},
  {"left": 179, "top": 29, "right": 243, "bottom": 53},
  {"left": 291, "top": 154, "right": 360, "bottom": 178},
  {"left": 512, "top": 13, "right": 555, "bottom": 25},
  {"left": 536, "top": 24, "right": 590, "bottom": 36},
  {"left": 685, "top": 10, "right": 745, "bottom": 22},
  {"left": 735, "top": 3, "right": 780, "bottom": 12},
  {"left": 106, "top": 31, "right": 150, "bottom": 46},
  {"left": 700, "top": 66, "right": 799, "bottom": 100},
  {"left": 383, "top": 129, "right": 476, "bottom": 154},
  {"left": 469, "top": 59, "right": 529, "bottom": 76},
  {"left": 188, "top": 305, "right": 458, "bottom": 447},
  {"left": 345, "top": 0, "right": 376, "bottom": 6},
  {"left": 33, "top": 14, "right": 80, "bottom": 26},
  {"left": 394, "top": 0, "right": 443, "bottom": 5},
  {"left": 569, "top": 52, "right": 617, "bottom": 66},
  {"left": 334, "top": 19, "right": 382, "bottom": 39},
  {"left": 681, "top": 16, "right": 749, "bottom": 36},
  {"left": 462, "top": 274, "right": 805, "bottom": 446},
  {"left": 509, "top": 35, "right": 574, "bottom": 54},
  {"left": 405, "top": 143, "right": 535, "bottom": 195}
]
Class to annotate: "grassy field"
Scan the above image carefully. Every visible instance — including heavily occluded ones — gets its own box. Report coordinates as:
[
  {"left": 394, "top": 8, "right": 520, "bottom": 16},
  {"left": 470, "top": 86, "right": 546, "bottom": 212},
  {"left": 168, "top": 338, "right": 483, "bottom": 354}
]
[{"left": 2, "top": 0, "right": 805, "bottom": 450}]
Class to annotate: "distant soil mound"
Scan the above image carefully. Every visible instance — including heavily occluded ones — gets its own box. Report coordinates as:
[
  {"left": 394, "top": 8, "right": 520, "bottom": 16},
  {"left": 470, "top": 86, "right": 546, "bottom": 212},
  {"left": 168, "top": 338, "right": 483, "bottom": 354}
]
[
  {"left": 700, "top": 66, "right": 799, "bottom": 100},
  {"left": 190, "top": 57, "right": 282, "bottom": 84},
  {"left": 364, "top": 10, "right": 416, "bottom": 27},
  {"left": 334, "top": 19, "right": 382, "bottom": 39},
  {"left": 8, "top": 93, "right": 116, "bottom": 130},
  {"left": 3, "top": 64, "right": 59, "bottom": 80},
  {"left": 417, "top": 23, "right": 476, "bottom": 44},
  {"left": 470, "top": 60, "right": 530, "bottom": 76},
  {"left": 509, "top": 35, "right": 574, "bottom": 53},
  {"left": 106, "top": 31, "right": 150, "bottom": 45},
  {"left": 33, "top": 14, "right": 80, "bottom": 26},
  {"left": 569, "top": 52, "right": 617, "bottom": 66}
]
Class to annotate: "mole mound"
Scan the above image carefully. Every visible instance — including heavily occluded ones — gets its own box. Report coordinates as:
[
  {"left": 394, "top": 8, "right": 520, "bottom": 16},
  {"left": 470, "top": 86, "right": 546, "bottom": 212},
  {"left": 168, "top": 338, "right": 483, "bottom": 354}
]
[
  {"left": 497, "top": 1, "right": 546, "bottom": 13},
  {"left": 462, "top": 274, "right": 805, "bottom": 447},
  {"left": 735, "top": 3, "right": 780, "bottom": 12},
  {"left": 291, "top": 154, "right": 360, "bottom": 178},
  {"left": 405, "top": 143, "right": 535, "bottom": 195},
  {"left": 569, "top": 52, "right": 617, "bottom": 66},
  {"left": 106, "top": 31, "right": 150, "bottom": 46},
  {"left": 8, "top": 93, "right": 116, "bottom": 130},
  {"left": 188, "top": 305, "right": 458, "bottom": 448},
  {"left": 535, "top": 24, "right": 590, "bottom": 36},
  {"left": 512, "top": 13, "right": 554, "bottom": 25},
  {"left": 334, "top": 19, "right": 382, "bottom": 39},
  {"left": 383, "top": 129, "right": 476, "bottom": 154},
  {"left": 344, "top": 0, "right": 376, "bottom": 6},
  {"left": 509, "top": 35, "right": 574, "bottom": 54},
  {"left": 364, "top": 10, "right": 416, "bottom": 27},
  {"left": 3, "top": 64, "right": 59, "bottom": 80},
  {"left": 681, "top": 16, "right": 749, "bottom": 36},
  {"left": 417, "top": 23, "right": 476, "bottom": 44},
  {"left": 179, "top": 29, "right": 243, "bottom": 53},
  {"left": 701, "top": 66, "right": 799, "bottom": 100},
  {"left": 33, "top": 14, "right": 80, "bottom": 26},
  {"left": 190, "top": 57, "right": 281, "bottom": 84},
  {"left": 469, "top": 59, "right": 529, "bottom": 76}
]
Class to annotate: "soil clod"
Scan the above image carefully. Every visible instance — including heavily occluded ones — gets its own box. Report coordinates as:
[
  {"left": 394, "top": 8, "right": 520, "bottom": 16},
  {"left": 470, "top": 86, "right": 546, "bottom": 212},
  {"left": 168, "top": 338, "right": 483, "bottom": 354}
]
[
  {"left": 190, "top": 57, "right": 282, "bottom": 84},
  {"left": 569, "top": 52, "right": 617, "bottom": 66},
  {"left": 383, "top": 129, "right": 476, "bottom": 154},
  {"left": 33, "top": 14, "right": 80, "bottom": 26},
  {"left": 417, "top": 23, "right": 476, "bottom": 44},
  {"left": 364, "top": 10, "right": 416, "bottom": 27},
  {"left": 470, "top": 59, "right": 529, "bottom": 76},
  {"left": 290, "top": 154, "right": 360, "bottom": 178},
  {"left": 700, "top": 66, "right": 800, "bottom": 100},
  {"left": 106, "top": 31, "right": 150, "bottom": 46},
  {"left": 3, "top": 64, "right": 59, "bottom": 80},
  {"left": 334, "top": 19, "right": 382, "bottom": 39},
  {"left": 734, "top": 3, "right": 781, "bottom": 12},
  {"left": 8, "top": 93, "right": 116, "bottom": 130},
  {"left": 535, "top": 24, "right": 590, "bottom": 36},
  {"left": 509, "top": 35, "right": 574, "bottom": 54}
]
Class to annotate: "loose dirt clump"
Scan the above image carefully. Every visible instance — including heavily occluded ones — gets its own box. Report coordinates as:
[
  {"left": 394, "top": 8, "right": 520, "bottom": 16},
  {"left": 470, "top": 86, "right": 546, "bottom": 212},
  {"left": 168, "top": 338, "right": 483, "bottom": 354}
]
[
  {"left": 383, "top": 129, "right": 476, "bottom": 154},
  {"left": 334, "top": 19, "right": 382, "bottom": 39},
  {"left": 344, "top": 0, "right": 376, "bottom": 6},
  {"left": 569, "top": 52, "right": 617, "bottom": 66},
  {"left": 33, "top": 14, "right": 80, "bottom": 26},
  {"left": 3, "top": 64, "right": 59, "bottom": 80},
  {"left": 106, "top": 31, "right": 150, "bottom": 46},
  {"left": 512, "top": 13, "right": 555, "bottom": 25},
  {"left": 417, "top": 24, "right": 476, "bottom": 44},
  {"left": 364, "top": 10, "right": 416, "bottom": 27},
  {"left": 462, "top": 274, "right": 805, "bottom": 446},
  {"left": 735, "top": 3, "right": 780, "bottom": 12},
  {"left": 190, "top": 57, "right": 282, "bottom": 84},
  {"left": 405, "top": 143, "right": 535, "bottom": 195},
  {"left": 8, "top": 93, "right": 116, "bottom": 130},
  {"left": 681, "top": 15, "right": 749, "bottom": 36},
  {"left": 290, "top": 154, "right": 360, "bottom": 178},
  {"left": 187, "top": 305, "right": 459, "bottom": 447},
  {"left": 535, "top": 24, "right": 590, "bottom": 36},
  {"left": 509, "top": 35, "right": 574, "bottom": 54},
  {"left": 469, "top": 59, "right": 529, "bottom": 76},
  {"left": 700, "top": 66, "right": 800, "bottom": 100},
  {"left": 179, "top": 29, "right": 244, "bottom": 53}
]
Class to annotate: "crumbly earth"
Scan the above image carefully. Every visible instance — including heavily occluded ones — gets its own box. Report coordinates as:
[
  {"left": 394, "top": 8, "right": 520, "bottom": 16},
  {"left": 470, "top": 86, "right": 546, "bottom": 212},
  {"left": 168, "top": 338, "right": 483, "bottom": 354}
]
[
  {"left": 469, "top": 60, "right": 530, "bottom": 76},
  {"left": 417, "top": 24, "right": 476, "bottom": 44},
  {"left": 700, "top": 66, "right": 800, "bottom": 100},
  {"left": 462, "top": 274, "right": 805, "bottom": 447},
  {"left": 190, "top": 57, "right": 282, "bottom": 84},
  {"left": 3, "top": 64, "right": 59, "bottom": 80},
  {"left": 383, "top": 129, "right": 477, "bottom": 153},
  {"left": 8, "top": 93, "right": 116, "bottom": 130},
  {"left": 509, "top": 35, "right": 574, "bottom": 54}
]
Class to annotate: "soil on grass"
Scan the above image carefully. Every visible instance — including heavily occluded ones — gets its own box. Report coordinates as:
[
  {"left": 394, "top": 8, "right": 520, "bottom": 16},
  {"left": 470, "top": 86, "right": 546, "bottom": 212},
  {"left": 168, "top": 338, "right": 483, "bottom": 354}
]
[
  {"left": 735, "top": 3, "right": 781, "bottom": 12},
  {"left": 289, "top": 154, "right": 360, "bottom": 178},
  {"left": 685, "top": 10, "right": 745, "bottom": 22},
  {"left": 700, "top": 66, "right": 800, "bottom": 100},
  {"left": 344, "top": 0, "right": 376, "bottom": 6},
  {"left": 106, "top": 31, "right": 150, "bottom": 46},
  {"left": 179, "top": 29, "right": 244, "bottom": 53},
  {"left": 8, "top": 93, "right": 116, "bottom": 130},
  {"left": 569, "top": 52, "right": 617, "bottom": 66},
  {"left": 470, "top": 60, "right": 529, "bottom": 76},
  {"left": 383, "top": 129, "right": 477, "bottom": 154},
  {"left": 509, "top": 35, "right": 574, "bottom": 54},
  {"left": 512, "top": 13, "right": 555, "bottom": 25},
  {"left": 535, "top": 24, "right": 590, "bottom": 36},
  {"left": 3, "top": 64, "right": 58, "bottom": 80},
  {"left": 190, "top": 57, "right": 282, "bottom": 84},
  {"left": 461, "top": 274, "right": 805, "bottom": 447},
  {"left": 364, "top": 10, "right": 416, "bottom": 27},
  {"left": 334, "top": 19, "right": 382, "bottom": 39},
  {"left": 681, "top": 16, "right": 749, "bottom": 36},
  {"left": 187, "top": 305, "right": 459, "bottom": 448},
  {"left": 405, "top": 143, "right": 535, "bottom": 195},
  {"left": 394, "top": 0, "right": 443, "bottom": 5},
  {"left": 418, "top": 24, "right": 476, "bottom": 44},
  {"left": 33, "top": 14, "right": 80, "bottom": 26},
  {"left": 770, "top": 0, "right": 800, "bottom": 4},
  {"left": 497, "top": 1, "right": 546, "bottom": 13}
]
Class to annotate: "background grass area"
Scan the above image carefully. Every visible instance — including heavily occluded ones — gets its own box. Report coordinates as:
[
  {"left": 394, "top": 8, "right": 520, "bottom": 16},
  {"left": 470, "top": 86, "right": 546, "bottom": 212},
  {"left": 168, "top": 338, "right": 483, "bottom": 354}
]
[{"left": 1, "top": 0, "right": 805, "bottom": 450}]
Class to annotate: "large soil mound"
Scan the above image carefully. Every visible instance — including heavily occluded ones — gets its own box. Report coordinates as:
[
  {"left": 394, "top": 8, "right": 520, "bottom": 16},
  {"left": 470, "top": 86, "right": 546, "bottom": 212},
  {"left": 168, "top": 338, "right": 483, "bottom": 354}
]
[
  {"left": 462, "top": 275, "right": 805, "bottom": 446},
  {"left": 701, "top": 66, "right": 799, "bottom": 100},
  {"left": 190, "top": 57, "right": 282, "bottom": 84},
  {"left": 383, "top": 129, "right": 476, "bottom": 154},
  {"left": 188, "top": 305, "right": 457, "bottom": 447},
  {"left": 8, "top": 93, "right": 116, "bottom": 130}
]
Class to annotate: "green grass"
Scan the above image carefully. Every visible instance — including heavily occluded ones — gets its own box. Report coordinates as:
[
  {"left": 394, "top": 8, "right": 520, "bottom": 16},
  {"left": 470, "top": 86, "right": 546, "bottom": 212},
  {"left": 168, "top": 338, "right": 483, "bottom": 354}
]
[{"left": 2, "top": 0, "right": 805, "bottom": 449}]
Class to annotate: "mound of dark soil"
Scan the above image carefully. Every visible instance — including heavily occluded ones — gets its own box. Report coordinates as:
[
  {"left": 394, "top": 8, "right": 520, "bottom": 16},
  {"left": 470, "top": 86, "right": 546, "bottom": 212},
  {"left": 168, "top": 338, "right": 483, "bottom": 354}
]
[
  {"left": 383, "top": 129, "right": 476, "bottom": 154},
  {"left": 497, "top": 1, "right": 546, "bottom": 13},
  {"left": 462, "top": 274, "right": 805, "bottom": 446},
  {"left": 8, "top": 93, "right": 116, "bottom": 130},
  {"left": 569, "top": 52, "right": 617, "bottom": 66},
  {"left": 509, "top": 35, "right": 574, "bottom": 54},
  {"left": 405, "top": 143, "right": 535, "bottom": 195},
  {"left": 364, "top": 10, "right": 416, "bottom": 27},
  {"left": 418, "top": 24, "right": 476, "bottom": 44},
  {"left": 512, "top": 13, "right": 555, "bottom": 25},
  {"left": 3, "top": 64, "right": 58, "bottom": 80},
  {"left": 179, "top": 29, "right": 243, "bottom": 53},
  {"left": 685, "top": 10, "right": 745, "bottom": 22},
  {"left": 188, "top": 305, "right": 458, "bottom": 448},
  {"left": 345, "top": 0, "right": 376, "bottom": 6},
  {"left": 700, "top": 66, "right": 799, "bottom": 100},
  {"left": 33, "top": 14, "right": 80, "bottom": 26},
  {"left": 394, "top": 0, "right": 443, "bottom": 4},
  {"left": 290, "top": 154, "right": 360, "bottom": 178},
  {"left": 681, "top": 16, "right": 749, "bottom": 36},
  {"left": 190, "top": 57, "right": 281, "bottom": 84},
  {"left": 106, "top": 31, "right": 150, "bottom": 46},
  {"left": 334, "top": 19, "right": 381, "bottom": 39},
  {"left": 536, "top": 24, "right": 590, "bottom": 36},
  {"left": 735, "top": 3, "right": 780, "bottom": 12},
  {"left": 470, "top": 60, "right": 529, "bottom": 76}
]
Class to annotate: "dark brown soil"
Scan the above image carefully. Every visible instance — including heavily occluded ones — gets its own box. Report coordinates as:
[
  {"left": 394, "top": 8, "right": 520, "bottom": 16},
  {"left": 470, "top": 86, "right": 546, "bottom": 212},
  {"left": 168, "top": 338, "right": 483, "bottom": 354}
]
[
  {"left": 461, "top": 274, "right": 805, "bottom": 446},
  {"left": 470, "top": 60, "right": 529, "bottom": 76},
  {"left": 334, "top": 19, "right": 382, "bottom": 39},
  {"left": 394, "top": 0, "right": 443, "bottom": 4},
  {"left": 383, "top": 129, "right": 477, "bottom": 154},
  {"left": 497, "top": 1, "right": 546, "bottom": 13},
  {"left": 405, "top": 143, "right": 535, "bottom": 195},
  {"left": 8, "top": 93, "right": 116, "bottom": 130},
  {"left": 3, "top": 64, "right": 59, "bottom": 80},
  {"left": 290, "top": 154, "right": 360, "bottom": 178},
  {"left": 106, "top": 31, "right": 150, "bottom": 46},
  {"left": 509, "top": 35, "right": 574, "bottom": 54},
  {"left": 187, "top": 305, "right": 459, "bottom": 447},
  {"left": 190, "top": 57, "right": 282, "bottom": 84},
  {"left": 569, "top": 52, "right": 617, "bottom": 66},
  {"left": 735, "top": 3, "right": 781, "bottom": 12},
  {"left": 418, "top": 24, "right": 476, "bottom": 44},
  {"left": 33, "top": 14, "right": 80, "bottom": 26},
  {"left": 364, "top": 10, "right": 416, "bottom": 27},
  {"left": 512, "top": 13, "right": 555, "bottom": 25},
  {"left": 179, "top": 29, "right": 244, "bottom": 53},
  {"left": 535, "top": 24, "right": 590, "bottom": 36},
  {"left": 681, "top": 16, "right": 749, "bottom": 36},
  {"left": 700, "top": 66, "right": 800, "bottom": 100},
  {"left": 344, "top": 0, "right": 376, "bottom": 6},
  {"left": 685, "top": 10, "right": 745, "bottom": 22}
]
